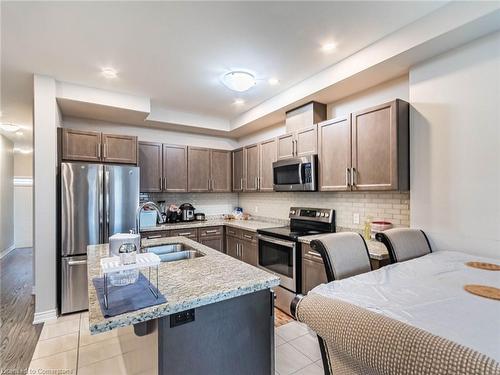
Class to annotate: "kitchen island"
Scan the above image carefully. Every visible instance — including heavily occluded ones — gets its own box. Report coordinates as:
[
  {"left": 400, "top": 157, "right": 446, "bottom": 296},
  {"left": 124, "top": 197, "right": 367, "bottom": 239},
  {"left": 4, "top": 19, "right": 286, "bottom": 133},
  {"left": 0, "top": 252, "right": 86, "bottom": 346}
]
[{"left": 87, "top": 236, "right": 280, "bottom": 375}]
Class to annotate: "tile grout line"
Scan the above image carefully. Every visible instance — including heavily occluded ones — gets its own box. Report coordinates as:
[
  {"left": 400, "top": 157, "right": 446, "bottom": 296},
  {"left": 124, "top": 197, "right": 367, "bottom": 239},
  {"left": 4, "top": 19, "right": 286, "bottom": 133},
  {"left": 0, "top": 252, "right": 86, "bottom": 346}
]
[{"left": 75, "top": 314, "right": 81, "bottom": 374}]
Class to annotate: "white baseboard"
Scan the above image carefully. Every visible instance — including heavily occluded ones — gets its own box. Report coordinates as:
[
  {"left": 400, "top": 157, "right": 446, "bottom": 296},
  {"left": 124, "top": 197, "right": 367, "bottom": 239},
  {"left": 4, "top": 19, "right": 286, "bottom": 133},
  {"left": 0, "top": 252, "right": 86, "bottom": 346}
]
[
  {"left": 33, "top": 309, "right": 58, "bottom": 324},
  {"left": 0, "top": 244, "right": 15, "bottom": 260},
  {"left": 15, "top": 241, "right": 33, "bottom": 249}
]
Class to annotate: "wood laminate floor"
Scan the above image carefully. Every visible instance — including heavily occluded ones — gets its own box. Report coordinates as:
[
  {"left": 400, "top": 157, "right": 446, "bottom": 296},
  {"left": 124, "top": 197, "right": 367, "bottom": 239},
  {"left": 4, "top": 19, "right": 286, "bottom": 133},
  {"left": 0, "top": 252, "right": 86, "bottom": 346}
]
[{"left": 0, "top": 248, "right": 43, "bottom": 372}]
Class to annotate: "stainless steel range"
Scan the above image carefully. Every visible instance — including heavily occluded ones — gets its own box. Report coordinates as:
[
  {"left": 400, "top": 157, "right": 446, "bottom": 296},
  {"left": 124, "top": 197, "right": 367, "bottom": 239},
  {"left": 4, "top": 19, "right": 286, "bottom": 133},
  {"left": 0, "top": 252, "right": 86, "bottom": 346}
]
[{"left": 257, "top": 207, "right": 335, "bottom": 314}]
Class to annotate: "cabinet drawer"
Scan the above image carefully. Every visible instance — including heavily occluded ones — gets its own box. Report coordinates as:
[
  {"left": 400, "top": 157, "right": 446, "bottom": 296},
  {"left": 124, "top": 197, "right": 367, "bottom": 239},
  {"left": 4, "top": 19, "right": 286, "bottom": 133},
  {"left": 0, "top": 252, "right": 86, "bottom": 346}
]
[
  {"left": 240, "top": 230, "right": 257, "bottom": 244},
  {"left": 302, "top": 245, "right": 324, "bottom": 263},
  {"left": 226, "top": 227, "right": 240, "bottom": 238},
  {"left": 141, "top": 230, "right": 170, "bottom": 240},
  {"left": 170, "top": 228, "right": 198, "bottom": 239},
  {"left": 199, "top": 226, "right": 223, "bottom": 237}
]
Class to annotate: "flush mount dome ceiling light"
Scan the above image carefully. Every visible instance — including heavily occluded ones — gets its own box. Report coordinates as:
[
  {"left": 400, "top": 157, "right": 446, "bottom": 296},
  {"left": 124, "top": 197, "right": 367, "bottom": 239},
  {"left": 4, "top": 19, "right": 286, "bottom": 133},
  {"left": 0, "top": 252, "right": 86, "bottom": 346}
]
[{"left": 222, "top": 71, "right": 256, "bottom": 92}]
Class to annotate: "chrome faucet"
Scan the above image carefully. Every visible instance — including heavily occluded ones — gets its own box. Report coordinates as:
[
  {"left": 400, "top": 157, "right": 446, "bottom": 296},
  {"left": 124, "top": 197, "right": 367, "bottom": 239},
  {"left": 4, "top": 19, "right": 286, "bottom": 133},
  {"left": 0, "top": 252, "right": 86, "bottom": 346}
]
[{"left": 135, "top": 201, "right": 165, "bottom": 235}]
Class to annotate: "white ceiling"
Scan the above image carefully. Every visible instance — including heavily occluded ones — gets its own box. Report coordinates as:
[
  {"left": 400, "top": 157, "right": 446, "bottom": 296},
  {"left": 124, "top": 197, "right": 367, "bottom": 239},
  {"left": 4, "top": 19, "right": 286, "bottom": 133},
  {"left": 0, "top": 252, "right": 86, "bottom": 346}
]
[{"left": 1, "top": 1, "right": 447, "bottom": 147}]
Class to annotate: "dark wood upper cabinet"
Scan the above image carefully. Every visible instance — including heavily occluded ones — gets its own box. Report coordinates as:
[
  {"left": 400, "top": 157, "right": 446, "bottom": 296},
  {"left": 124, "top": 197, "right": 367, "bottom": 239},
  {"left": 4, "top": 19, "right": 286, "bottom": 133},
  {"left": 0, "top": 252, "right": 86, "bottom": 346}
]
[
  {"left": 318, "top": 116, "right": 352, "bottom": 191},
  {"left": 61, "top": 128, "right": 102, "bottom": 162},
  {"left": 163, "top": 144, "right": 188, "bottom": 192},
  {"left": 210, "top": 149, "right": 232, "bottom": 192},
  {"left": 187, "top": 147, "right": 210, "bottom": 192},
  {"left": 295, "top": 125, "right": 318, "bottom": 157},
  {"left": 138, "top": 141, "right": 162, "bottom": 192},
  {"left": 277, "top": 133, "right": 295, "bottom": 160},
  {"left": 102, "top": 133, "right": 138, "bottom": 164},
  {"left": 232, "top": 148, "right": 244, "bottom": 192},
  {"left": 351, "top": 99, "right": 409, "bottom": 191},
  {"left": 244, "top": 144, "right": 259, "bottom": 191},
  {"left": 259, "top": 138, "right": 277, "bottom": 192},
  {"left": 277, "top": 125, "right": 318, "bottom": 160}
]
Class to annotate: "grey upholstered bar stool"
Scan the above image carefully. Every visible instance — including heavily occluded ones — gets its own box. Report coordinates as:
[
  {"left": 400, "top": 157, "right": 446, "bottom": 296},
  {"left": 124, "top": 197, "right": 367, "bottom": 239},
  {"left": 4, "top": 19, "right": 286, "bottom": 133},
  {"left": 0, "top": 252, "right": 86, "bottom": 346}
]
[
  {"left": 310, "top": 232, "right": 372, "bottom": 282},
  {"left": 376, "top": 228, "right": 432, "bottom": 264}
]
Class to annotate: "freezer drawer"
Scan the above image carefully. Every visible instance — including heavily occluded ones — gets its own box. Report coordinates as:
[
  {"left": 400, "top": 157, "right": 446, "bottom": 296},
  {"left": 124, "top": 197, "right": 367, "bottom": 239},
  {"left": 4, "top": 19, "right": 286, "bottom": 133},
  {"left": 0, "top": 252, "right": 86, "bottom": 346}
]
[{"left": 61, "top": 255, "right": 89, "bottom": 314}]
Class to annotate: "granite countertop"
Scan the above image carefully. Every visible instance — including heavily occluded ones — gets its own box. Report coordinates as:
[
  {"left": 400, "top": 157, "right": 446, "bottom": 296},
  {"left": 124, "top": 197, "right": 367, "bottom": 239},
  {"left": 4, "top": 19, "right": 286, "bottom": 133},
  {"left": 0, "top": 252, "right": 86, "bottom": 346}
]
[
  {"left": 140, "top": 218, "right": 281, "bottom": 233},
  {"left": 87, "top": 236, "right": 280, "bottom": 334},
  {"left": 298, "top": 234, "right": 389, "bottom": 260}
]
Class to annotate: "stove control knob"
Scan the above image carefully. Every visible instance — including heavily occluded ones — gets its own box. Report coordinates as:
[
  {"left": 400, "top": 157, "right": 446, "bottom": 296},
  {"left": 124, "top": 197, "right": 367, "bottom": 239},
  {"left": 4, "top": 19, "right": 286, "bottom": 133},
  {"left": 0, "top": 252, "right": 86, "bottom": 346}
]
[
  {"left": 320, "top": 212, "right": 325, "bottom": 217},
  {"left": 316, "top": 212, "right": 320, "bottom": 217},
  {"left": 290, "top": 210, "right": 296, "bottom": 215},
  {"left": 325, "top": 213, "right": 330, "bottom": 218}
]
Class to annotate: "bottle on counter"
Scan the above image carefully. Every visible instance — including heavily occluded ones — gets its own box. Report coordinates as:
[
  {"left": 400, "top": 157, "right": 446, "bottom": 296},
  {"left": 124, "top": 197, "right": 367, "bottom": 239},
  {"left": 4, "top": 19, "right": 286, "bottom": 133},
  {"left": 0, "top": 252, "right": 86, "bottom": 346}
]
[{"left": 363, "top": 218, "right": 372, "bottom": 241}]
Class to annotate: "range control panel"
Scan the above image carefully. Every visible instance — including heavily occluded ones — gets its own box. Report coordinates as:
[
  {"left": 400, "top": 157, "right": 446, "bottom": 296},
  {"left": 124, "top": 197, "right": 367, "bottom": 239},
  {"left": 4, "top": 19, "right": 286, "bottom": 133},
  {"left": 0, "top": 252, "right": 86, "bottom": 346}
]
[{"left": 289, "top": 207, "right": 334, "bottom": 223}]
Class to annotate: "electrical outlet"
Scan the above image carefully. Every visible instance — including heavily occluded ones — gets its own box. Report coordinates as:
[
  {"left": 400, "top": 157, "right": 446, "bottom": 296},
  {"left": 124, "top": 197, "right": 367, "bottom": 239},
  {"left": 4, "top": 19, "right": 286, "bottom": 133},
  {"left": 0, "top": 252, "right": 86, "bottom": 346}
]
[
  {"left": 353, "top": 213, "right": 360, "bottom": 225},
  {"left": 255, "top": 206, "right": 259, "bottom": 213}
]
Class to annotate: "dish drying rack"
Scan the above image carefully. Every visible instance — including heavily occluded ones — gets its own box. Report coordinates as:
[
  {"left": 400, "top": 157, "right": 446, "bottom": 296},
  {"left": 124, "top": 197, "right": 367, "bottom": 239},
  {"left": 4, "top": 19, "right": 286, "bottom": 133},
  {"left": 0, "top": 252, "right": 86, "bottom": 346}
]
[{"left": 100, "top": 253, "right": 161, "bottom": 309}]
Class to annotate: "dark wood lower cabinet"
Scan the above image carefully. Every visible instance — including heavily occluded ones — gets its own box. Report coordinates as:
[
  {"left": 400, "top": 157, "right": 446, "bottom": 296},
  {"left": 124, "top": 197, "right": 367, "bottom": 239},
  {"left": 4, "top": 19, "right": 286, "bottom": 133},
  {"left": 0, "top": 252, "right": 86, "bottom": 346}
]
[
  {"left": 199, "top": 237, "right": 224, "bottom": 253},
  {"left": 301, "top": 244, "right": 328, "bottom": 294}
]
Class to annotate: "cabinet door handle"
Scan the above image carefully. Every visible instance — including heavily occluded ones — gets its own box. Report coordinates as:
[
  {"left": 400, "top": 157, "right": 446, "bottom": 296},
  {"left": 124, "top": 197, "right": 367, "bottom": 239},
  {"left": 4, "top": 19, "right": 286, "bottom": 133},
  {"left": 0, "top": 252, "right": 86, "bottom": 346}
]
[
  {"left": 160, "top": 177, "right": 163, "bottom": 191},
  {"left": 351, "top": 167, "right": 357, "bottom": 186},
  {"left": 307, "top": 251, "right": 322, "bottom": 259},
  {"left": 240, "top": 178, "right": 243, "bottom": 190},
  {"left": 96, "top": 144, "right": 101, "bottom": 159},
  {"left": 243, "top": 234, "right": 252, "bottom": 240},
  {"left": 345, "top": 168, "right": 350, "bottom": 187},
  {"left": 163, "top": 177, "right": 167, "bottom": 190},
  {"left": 103, "top": 144, "right": 107, "bottom": 158},
  {"left": 254, "top": 177, "right": 257, "bottom": 189},
  {"left": 294, "top": 140, "right": 298, "bottom": 156},
  {"left": 178, "top": 232, "right": 192, "bottom": 236},
  {"left": 148, "top": 234, "right": 162, "bottom": 239},
  {"left": 205, "top": 230, "right": 217, "bottom": 234}
]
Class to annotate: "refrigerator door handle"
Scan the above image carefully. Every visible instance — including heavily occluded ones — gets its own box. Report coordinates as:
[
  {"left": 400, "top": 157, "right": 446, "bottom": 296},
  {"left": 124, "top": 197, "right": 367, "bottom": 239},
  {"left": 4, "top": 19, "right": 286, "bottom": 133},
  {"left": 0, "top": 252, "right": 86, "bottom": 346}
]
[
  {"left": 98, "top": 167, "right": 104, "bottom": 243},
  {"left": 104, "top": 168, "right": 110, "bottom": 241}
]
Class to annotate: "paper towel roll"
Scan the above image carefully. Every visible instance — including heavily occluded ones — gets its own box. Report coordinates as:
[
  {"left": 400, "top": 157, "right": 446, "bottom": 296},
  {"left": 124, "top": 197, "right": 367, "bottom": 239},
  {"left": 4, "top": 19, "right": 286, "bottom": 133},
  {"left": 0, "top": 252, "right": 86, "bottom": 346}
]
[{"left": 109, "top": 233, "right": 141, "bottom": 256}]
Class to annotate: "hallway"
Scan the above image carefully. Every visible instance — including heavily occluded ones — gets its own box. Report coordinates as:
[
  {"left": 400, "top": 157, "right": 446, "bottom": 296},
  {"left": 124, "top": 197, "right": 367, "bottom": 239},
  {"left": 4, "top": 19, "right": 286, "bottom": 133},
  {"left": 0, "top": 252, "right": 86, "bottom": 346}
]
[{"left": 0, "top": 248, "right": 42, "bottom": 371}]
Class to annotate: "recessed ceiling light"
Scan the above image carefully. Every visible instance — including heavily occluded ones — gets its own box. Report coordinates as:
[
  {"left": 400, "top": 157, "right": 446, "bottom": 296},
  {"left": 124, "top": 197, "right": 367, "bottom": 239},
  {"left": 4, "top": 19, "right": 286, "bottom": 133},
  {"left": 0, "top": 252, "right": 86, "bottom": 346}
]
[
  {"left": 234, "top": 99, "right": 245, "bottom": 105},
  {"left": 222, "top": 71, "right": 256, "bottom": 92},
  {"left": 0, "top": 123, "right": 20, "bottom": 132},
  {"left": 321, "top": 42, "right": 337, "bottom": 52},
  {"left": 13, "top": 147, "right": 33, "bottom": 154},
  {"left": 101, "top": 67, "right": 118, "bottom": 79},
  {"left": 268, "top": 78, "right": 279, "bottom": 86},
  {"left": 16, "top": 131, "right": 24, "bottom": 136}
]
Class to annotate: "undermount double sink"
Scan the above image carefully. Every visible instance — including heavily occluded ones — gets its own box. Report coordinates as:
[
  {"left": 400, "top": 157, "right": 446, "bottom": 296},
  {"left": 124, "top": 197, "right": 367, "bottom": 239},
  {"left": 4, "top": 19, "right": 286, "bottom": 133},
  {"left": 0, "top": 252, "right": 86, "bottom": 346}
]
[{"left": 143, "top": 243, "right": 205, "bottom": 263}]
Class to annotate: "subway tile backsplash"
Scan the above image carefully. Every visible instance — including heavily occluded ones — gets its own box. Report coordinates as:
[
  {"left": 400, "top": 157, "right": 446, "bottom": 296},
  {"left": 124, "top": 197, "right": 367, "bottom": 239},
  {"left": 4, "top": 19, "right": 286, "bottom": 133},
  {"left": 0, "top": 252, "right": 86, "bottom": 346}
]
[
  {"left": 141, "top": 192, "right": 238, "bottom": 216},
  {"left": 238, "top": 192, "right": 410, "bottom": 230},
  {"left": 141, "top": 191, "right": 410, "bottom": 230}
]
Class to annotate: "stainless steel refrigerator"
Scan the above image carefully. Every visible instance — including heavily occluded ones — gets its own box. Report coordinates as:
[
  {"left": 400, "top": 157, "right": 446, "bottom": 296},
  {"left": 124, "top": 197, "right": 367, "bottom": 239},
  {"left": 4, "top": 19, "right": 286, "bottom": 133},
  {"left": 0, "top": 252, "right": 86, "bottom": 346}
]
[{"left": 60, "top": 162, "right": 139, "bottom": 314}]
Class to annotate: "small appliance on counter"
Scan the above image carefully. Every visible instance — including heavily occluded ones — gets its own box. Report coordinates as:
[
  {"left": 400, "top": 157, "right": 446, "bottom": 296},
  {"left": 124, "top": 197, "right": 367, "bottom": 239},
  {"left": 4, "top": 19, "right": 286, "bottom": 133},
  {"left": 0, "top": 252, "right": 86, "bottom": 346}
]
[
  {"left": 179, "top": 203, "right": 195, "bottom": 221},
  {"left": 139, "top": 210, "right": 158, "bottom": 229},
  {"left": 109, "top": 232, "right": 141, "bottom": 256},
  {"left": 165, "top": 204, "right": 182, "bottom": 223},
  {"left": 195, "top": 212, "right": 206, "bottom": 221}
]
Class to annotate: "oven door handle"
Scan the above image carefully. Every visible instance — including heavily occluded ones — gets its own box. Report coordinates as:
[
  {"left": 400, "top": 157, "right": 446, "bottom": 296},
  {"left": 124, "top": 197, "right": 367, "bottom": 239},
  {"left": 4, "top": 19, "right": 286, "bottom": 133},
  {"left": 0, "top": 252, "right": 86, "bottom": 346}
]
[{"left": 257, "top": 234, "right": 296, "bottom": 248}]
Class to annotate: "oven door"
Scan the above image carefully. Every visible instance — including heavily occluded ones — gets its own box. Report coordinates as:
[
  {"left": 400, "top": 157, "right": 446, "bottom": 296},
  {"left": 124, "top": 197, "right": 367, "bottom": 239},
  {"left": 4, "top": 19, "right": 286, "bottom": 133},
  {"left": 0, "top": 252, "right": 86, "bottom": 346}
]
[{"left": 257, "top": 234, "right": 296, "bottom": 292}]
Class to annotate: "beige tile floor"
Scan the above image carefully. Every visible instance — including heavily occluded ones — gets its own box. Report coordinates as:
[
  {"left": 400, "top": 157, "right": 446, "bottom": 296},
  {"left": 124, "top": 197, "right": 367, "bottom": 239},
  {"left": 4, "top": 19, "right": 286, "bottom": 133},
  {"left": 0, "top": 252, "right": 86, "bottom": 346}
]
[{"left": 29, "top": 312, "right": 323, "bottom": 375}]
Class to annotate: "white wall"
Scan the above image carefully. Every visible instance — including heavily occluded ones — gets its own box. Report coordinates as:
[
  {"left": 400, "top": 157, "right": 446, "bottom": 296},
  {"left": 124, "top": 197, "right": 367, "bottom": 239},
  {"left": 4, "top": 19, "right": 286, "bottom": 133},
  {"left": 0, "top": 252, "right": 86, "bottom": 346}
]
[
  {"left": 33, "top": 75, "right": 60, "bottom": 321},
  {"left": 327, "top": 75, "right": 409, "bottom": 118},
  {"left": 14, "top": 153, "right": 33, "bottom": 248},
  {"left": 410, "top": 31, "right": 500, "bottom": 258},
  {"left": 0, "top": 135, "right": 14, "bottom": 258},
  {"left": 63, "top": 117, "right": 239, "bottom": 150}
]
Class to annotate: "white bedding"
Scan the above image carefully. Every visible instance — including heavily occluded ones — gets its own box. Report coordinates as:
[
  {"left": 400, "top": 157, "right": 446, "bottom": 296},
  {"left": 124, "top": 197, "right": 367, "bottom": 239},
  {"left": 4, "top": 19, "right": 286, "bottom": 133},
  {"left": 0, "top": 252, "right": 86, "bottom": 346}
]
[{"left": 311, "top": 251, "right": 500, "bottom": 362}]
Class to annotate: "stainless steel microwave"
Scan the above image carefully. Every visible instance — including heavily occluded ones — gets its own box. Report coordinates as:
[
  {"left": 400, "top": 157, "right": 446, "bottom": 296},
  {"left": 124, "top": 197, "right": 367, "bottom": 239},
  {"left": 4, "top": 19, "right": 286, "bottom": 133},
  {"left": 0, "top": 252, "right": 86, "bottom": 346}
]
[{"left": 272, "top": 155, "right": 317, "bottom": 191}]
